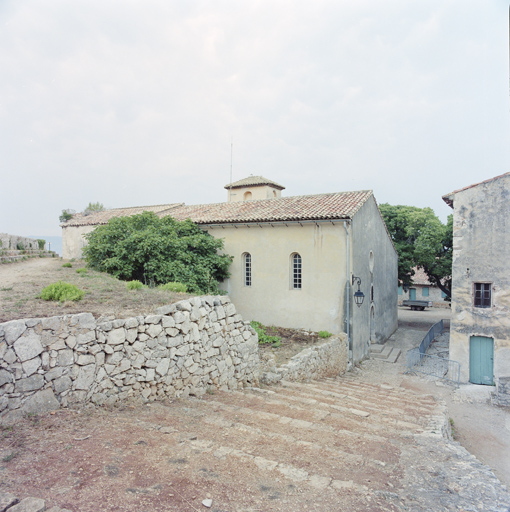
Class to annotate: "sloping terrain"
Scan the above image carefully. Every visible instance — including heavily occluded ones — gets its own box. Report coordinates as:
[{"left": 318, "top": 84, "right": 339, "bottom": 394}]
[{"left": 1, "top": 373, "right": 508, "bottom": 512}]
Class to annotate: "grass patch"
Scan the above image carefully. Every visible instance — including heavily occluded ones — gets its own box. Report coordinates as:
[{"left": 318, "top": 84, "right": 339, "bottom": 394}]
[
  {"left": 250, "top": 321, "right": 282, "bottom": 345},
  {"left": 40, "top": 281, "right": 85, "bottom": 302},
  {"left": 126, "top": 280, "right": 145, "bottom": 291},
  {"left": 76, "top": 268, "right": 88, "bottom": 274},
  {"left": 318, "top": 330, "right": 333, "bottom": 338},
  {"left": 62, "top": 262, "right": 72, "bottom": 268},
  {"left": 159, "top": 282, "right": 187, "bottom": 293}
]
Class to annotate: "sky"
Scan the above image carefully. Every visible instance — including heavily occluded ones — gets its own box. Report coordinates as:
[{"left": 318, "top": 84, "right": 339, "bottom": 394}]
[{"left": 1, "top": 0, "right": 509, "bottom": 237}]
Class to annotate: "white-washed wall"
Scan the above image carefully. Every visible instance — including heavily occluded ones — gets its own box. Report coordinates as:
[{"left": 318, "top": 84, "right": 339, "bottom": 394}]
[
  {"left": 259, "top": 334, "right": 348, "bottom": 385},
  {"left": 0, "top": 296, "right": 259, "bottom": 418}
]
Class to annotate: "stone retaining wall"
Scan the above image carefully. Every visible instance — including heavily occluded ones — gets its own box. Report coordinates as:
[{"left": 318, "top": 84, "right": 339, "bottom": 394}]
[
  {"left": 259, "top": 334, "right": 348, "bottom": 385},
  {"left": 0, "top": 234, "right": 41, "bottom": 251},
  {"left": 0, "top": 296, "right": 259, "bottom": 419}
]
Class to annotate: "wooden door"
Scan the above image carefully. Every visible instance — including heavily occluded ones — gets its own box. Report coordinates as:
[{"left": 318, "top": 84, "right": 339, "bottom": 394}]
[{"left": 469, "top": 336, "right": 494, "bottom": 385}]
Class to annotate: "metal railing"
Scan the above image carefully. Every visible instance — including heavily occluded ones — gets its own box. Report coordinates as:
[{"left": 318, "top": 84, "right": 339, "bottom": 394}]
[{"left": 405, "top": 319, "right": 460, "bottom": 386}]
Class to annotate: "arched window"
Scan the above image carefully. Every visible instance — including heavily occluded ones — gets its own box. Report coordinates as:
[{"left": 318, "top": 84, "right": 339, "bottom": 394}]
[
  {"left": 243, "top": 191, "right": 252, "bottom": 201},
  {"left": 243, "top": 252, "right": 252, "bottom": 287},
  {"left": 291, "top": 253, "right": 302, "bottom": 289}
]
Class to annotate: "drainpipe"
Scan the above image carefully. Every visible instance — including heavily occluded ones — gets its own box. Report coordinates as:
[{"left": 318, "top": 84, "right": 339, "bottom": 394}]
[{"left": 343, "top": 221, "right": 353, "bottom": 369}]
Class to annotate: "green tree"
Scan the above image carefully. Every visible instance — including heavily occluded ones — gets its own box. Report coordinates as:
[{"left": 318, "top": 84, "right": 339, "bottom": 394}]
[
  {"left": 82, "top": 211, "right": 233, "bottom": 294},
  {"left": 59, "top": 209, "right": 75, "bottom": 223},
  {"left": 379, "top": 204, "right": 452, "bottom": 299},
  {"left": 83, "top": 202, "right": 105, "bottom": 216}
]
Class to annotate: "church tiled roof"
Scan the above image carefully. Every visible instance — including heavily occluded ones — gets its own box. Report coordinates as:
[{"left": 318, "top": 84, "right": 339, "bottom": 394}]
[
  {"left": 62, "top": 204, "right": 183, "bottom": 227},
  {"left": 170, "top": 191, "right": 372, "bottom": 225},
  {"left": 61, "top": 190, "right": 374, "bottom": 227}
]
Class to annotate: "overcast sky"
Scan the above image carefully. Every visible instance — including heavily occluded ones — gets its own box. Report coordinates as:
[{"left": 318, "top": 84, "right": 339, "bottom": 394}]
[{"left": 1, "top": 0, "right": 509, "bottom": 237}]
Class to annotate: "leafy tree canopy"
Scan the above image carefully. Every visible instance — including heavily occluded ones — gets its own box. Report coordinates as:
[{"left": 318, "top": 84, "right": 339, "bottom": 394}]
[
  {"left": 379, "top": 204, "right": 452, "bottom": 299},
  {"left": 83, "top": 211, "right": 233, "bottom": 294},
  {"left": 83, "top": 202, "right": 105, "bottom": 216}
]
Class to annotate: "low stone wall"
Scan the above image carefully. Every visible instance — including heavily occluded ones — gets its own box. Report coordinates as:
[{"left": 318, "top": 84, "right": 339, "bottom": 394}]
[
  {"left": 0, "top": 233, "right": 41, "bottom": 251},
  {"left": 259, "top": 334, "right": 348, "bottom": 385},
  {"left": 0, "top": 296, "right": 259, "bottom": 419}
]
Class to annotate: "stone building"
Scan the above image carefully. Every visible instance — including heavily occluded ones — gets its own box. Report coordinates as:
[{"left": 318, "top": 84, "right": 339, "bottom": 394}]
[
  {"left": 398, "top": 267, "right": 450, "bottom": 308},
  {"left": 443, "top": 172, "right": 510, "bottom": 404},
  {"left": 62, "top": 176, "right": 398, "bottom": 363}
]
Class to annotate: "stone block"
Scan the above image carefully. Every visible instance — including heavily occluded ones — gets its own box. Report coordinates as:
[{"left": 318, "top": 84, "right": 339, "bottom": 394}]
[
  {"left": 41, "top": 316, "right": 62, "bottom": 331},
  {"left": 156, "top": 358, "right": 170, "bottom": 376},
  {"left": 15, "top": 374, "right": 44, "bottom": 392},
  {"left": 107, "top": 328, "right": 126, "bottom": 345},
  {"left": 53, "top": 375, "right": 72, "bottom": 394},
  {"left": 58, "top": 349, "right": 74, "bottom": 367},
  {"left": 147, "top": 324, "right": 163, "bottom": 338},
  {"left": 13, "top": 333, "right": 43, "bottom": 362},
  {"left": 74, "top": 364, "right": 96, "bottom": 390},
  {"left": 76, "top": 331, "right": 96, "bottom": 344},
  {"left": 0, "top": 369, "right": 13, "bottom": 387},
  {"left": 145, "top": 315, "right": 162, "bottom": 324},
  {"left": 77, "top": 354, "right": 95, "bottom": 366},
  {"left": 3, "top": 320, "right": 27, "bottom": 344},
  {"left": 22, "top": 357, "right": 41, "bottom": 377},
  {"left": 21, "top": 388, "right": 59, "bottom": 415}
]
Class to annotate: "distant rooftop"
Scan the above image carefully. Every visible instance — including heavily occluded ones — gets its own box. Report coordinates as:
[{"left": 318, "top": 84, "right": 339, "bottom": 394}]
[{"left": 224, "top": 175, "right": 285, "bottom": 190}]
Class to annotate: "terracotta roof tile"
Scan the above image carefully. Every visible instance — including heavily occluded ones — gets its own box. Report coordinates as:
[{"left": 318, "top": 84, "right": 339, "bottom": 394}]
[
  {"left": 61, "top": 191, "right": 373, "bottom": 228},
  {"left": 171, "top": 191, "right": 372, "bottom": 224},
  {"left": 224, "top": 175, "right": 285, "bottom": 190},
  {"left": 61, "top": 204, "right": 183, "bottom": 227}
]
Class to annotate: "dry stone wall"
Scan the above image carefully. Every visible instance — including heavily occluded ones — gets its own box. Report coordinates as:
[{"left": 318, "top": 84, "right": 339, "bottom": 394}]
[
  {"left": 259, "top": 334, "right": 348, "bottom": 385},
  {"left": 0, "top": 296, "right": 259, "bottom": 418}
]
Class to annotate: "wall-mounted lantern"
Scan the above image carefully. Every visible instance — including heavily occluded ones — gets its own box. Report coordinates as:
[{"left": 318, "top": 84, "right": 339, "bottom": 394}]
[{"left": 352, "top": 275, "right": 365, "bottom": 307}]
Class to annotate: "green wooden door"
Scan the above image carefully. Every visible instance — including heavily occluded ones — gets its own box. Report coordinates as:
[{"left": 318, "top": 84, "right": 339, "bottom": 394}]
[
  {"left": 469, "top": 336, "right": 494, "bottom": 385},
  {"left": 409, "top": 288, "right": 416, "bottom": 300}
]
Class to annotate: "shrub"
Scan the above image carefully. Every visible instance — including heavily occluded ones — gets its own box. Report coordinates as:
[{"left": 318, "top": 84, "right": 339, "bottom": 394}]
[
  {"left": 76, "top": 268, "right": 87, "bottom": 274},
  {"left": 250, "top": 321, "right": 282, "bottom": 345},
  {"left": 37, "top": 239, "right": 46, "bottom": 250},
  {"left": 62, "top": 262, "right": 72, "bottom": 268},
  {"left": 59, "top": 209, "right": 75, "bottom": 223},
  {"left": 318, "top": 330, "right": 333, "bottom": 338},
  {"left": 126, "top": 280, "right": 144, "bottom": 290},
  {"left": 40, "top": 281, "right": 84, "bottom": 302},
  {"left": 16, "top": 242, "right": 24, "bottom": 251},
  {"left": 83, "top": 202, "right": 105, "bottom": 216},
  {"left": 159, "top": 282, "right": 187, "bottom": 293},
  {"left": 83, "top": 211, "right": 232, "bottom": 294}
]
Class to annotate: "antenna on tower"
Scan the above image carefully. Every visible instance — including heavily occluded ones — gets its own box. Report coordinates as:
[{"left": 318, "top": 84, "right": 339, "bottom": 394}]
[{"left": 230, "top": 136, "right": 233, "bottom": 187}]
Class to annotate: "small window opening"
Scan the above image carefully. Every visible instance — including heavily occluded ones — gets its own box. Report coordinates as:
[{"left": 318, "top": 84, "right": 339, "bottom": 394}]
[
  {"left": 243, "top": 253, "right": 252, "bottom": 287},
  {"left": 474, "top": 283, "right": 491, "bottom": 308},
  {"left": 291, "top": 253, "right": 302, "bottom": 289}
]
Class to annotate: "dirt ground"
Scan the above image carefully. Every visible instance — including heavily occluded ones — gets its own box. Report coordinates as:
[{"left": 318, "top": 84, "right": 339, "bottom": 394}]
[{"left": 0, "top": 258, "right": 193, "bottom": 323}]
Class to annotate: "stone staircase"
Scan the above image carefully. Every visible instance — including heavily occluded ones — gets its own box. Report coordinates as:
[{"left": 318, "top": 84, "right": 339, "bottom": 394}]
[
  {"left": 370, "top": 342, "right": 401, "bottom": 363},
  {"left": 6, "top": 374, "right": 509, "bottom": 511},
  {"left": 131, "top": 376, "right": 509, "bottom": 511}
]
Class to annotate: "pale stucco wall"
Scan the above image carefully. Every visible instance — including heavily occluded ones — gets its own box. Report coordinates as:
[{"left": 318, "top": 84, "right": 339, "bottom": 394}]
[
  {"left": 62, "top": 225, "right": 96, "bottom": 259},
  {"left": 399, "top": 285, "right": 449, "bottom": 307},
  {"left": 351, "top": 197, "right": 398, "bottom": 362},
  {"left": 205, "top": 222, "right": 349, "bottom": 336},
  {"left": 448, "top": 174, "right": 510, "bottom": 388},
  {"left": 227, "top": 185, "right": 282, "bottom": 203}
]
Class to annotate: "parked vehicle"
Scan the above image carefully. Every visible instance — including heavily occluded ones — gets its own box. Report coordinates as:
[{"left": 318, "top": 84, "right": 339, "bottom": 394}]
[{"left": 402, "top": 299, "right": 433, "bottom": 311}]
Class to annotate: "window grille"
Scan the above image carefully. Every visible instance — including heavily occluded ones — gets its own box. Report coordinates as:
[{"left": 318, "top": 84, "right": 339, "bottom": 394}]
[
  {"left": 474, "top": 283, "right": 491, "bottom": 308},
  {"left": 243, "top": 253, "right": 251, "bottom": 287},
  {"left": 291, "top": 253, "right": 302, "bottom": 289}
]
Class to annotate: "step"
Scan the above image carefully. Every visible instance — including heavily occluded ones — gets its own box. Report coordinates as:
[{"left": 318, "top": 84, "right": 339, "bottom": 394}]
[
  {"left": 370, "top": 344, "right": 385, "bottom": 354},
  {"left": 386, "top": 347, "right": 401, "bottom": 363},
  {"left": 371, "top": 344, "right": 393, "bottom": 359}
]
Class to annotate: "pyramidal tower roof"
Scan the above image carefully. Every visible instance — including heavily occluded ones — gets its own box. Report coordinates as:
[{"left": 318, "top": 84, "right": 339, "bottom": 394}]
[{"left": 224, "top": 175, "right": 285, "bottom": 190}]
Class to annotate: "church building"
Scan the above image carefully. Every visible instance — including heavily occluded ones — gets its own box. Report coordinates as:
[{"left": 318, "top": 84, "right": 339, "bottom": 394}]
[{"left": 61, "top": 176, "right": 398, "bottom": 363}]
